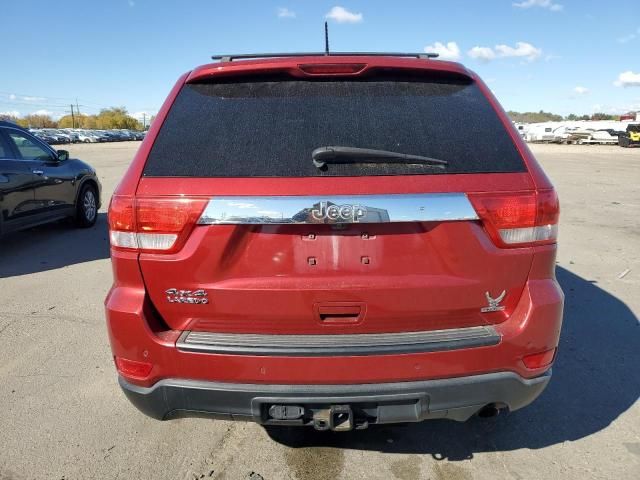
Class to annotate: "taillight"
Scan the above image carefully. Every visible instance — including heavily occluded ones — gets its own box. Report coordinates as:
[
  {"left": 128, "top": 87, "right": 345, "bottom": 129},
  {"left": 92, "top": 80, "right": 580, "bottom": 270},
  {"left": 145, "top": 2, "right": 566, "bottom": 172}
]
[
  {"left": 108, "top": 196, "right": 207, "bottom": 253},
  {"left": 469, "top": 190, "right": 559, "bottom": 247}
]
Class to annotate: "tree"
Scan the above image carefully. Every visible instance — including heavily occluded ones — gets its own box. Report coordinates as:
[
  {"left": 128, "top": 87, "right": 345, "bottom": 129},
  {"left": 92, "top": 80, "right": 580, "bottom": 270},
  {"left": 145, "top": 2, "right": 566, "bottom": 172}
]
[
  {"left": 507, "top": 110, "right": 563, "bottom": 123},
  {"left": 95, "top": 107, "right": 142, "bottom": 130},
  {"left": 591, "top": 112, "right": 616, "bottom": 121},
  {"left": 16, "top": 114, "right": 58, "bottom": 128},
  {"left": 0, "top": 113, "right": 20, "bottom": 123},
  {"left": 57, "top": 108, "right": 142, "bottom": 130},
  {"left": 57, "top": 114, "right": 75, "bottom": 128}
]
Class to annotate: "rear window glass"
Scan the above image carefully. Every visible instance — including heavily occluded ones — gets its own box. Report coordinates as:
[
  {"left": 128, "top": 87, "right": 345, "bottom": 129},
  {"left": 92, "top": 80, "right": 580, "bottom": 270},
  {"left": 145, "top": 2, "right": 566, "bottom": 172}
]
[{"left": 144, "top": 76, "right": 526, "bottom": 177}]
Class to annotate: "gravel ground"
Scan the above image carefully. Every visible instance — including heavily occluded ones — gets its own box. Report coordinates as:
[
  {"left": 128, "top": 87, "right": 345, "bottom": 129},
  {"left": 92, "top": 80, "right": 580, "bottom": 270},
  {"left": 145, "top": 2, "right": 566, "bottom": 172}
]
[{"left": 0, "top": 142, "right": 638, "bottom": 480}]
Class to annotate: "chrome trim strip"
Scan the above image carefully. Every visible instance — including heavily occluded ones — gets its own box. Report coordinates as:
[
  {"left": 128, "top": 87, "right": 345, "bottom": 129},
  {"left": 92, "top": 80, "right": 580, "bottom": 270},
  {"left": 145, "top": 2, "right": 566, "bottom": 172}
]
[
  {"left": 176, "top": 326, "right": 500, "bottom": 357},
  {"left": 197, "top": 193, "right": 478, "bottom": 225}
]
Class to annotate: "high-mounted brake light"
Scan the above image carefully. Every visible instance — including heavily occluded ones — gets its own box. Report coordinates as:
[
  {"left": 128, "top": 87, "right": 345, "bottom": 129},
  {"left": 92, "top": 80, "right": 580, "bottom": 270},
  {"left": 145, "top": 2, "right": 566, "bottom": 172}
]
[
  {"left": 298, "top": 63, "right": 366, "bottom": 75},
  {"left": 108, "top": 196, "right": 207, "bottom": 253},
  {"left": 469, "top": 190, "right": 559, "bottom": 247}
]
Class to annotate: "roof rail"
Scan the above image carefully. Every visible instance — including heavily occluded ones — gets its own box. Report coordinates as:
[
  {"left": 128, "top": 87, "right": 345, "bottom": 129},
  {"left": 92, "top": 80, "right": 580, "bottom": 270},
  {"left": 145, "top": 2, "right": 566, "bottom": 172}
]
[{"left": 211, "top": 52, "right": 439, "bottom": 62}]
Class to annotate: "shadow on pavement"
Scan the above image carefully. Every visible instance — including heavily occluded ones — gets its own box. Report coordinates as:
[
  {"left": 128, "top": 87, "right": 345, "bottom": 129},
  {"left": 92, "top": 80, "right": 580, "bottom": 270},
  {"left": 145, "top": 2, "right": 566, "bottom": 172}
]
[
  {"left": 0, "top": 213, "right": 109, "bottom": 278},
  {"left": 266, "top": 267, "right": 639, "bottom": 459}
]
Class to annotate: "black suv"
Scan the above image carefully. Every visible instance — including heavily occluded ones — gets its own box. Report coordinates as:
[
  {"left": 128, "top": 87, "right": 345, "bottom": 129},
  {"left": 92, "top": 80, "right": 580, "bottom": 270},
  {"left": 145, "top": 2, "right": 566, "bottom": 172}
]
[{"left": 0, "top": 121, "right": 101, "bottom": 236}]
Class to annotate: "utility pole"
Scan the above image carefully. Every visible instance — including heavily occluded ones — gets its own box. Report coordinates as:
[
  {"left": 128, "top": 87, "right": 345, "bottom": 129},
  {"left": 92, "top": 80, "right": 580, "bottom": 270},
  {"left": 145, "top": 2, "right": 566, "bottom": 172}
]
[
  {"left": 76, "top": 98, "right": 81, "bottom": 127},
  {"left": 142, "top": 113, "right": 146, "bottom": 130},
  {"left": 70, "top": 104, "right": 75, "bottom": 129}
]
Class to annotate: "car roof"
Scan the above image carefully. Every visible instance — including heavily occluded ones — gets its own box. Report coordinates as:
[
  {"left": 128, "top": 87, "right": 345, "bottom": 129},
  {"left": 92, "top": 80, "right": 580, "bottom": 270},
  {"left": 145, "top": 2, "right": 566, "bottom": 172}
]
[
  {"left": 0, "top": 120, "right": 28, "bottom": 131},
  {"left": 187, "top": 53, "right": 473, "bottom": 83}
]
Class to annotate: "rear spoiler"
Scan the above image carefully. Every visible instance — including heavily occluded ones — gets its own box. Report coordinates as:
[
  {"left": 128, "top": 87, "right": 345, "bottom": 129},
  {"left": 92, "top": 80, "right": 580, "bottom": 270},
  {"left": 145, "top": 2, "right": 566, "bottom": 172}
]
[
  {"left": 189, "top": 55, "right": 473, "bottom": 83},
  {"left": 212, "top": 52, "right": 439, "bottom": 62}
]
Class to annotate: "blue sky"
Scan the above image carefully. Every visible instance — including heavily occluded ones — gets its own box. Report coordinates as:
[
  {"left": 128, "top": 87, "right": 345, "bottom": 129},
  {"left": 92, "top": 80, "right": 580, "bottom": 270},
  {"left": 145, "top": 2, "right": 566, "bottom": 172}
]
[{"left": 2, "top": 0, "right": 640, "bottom": 121}]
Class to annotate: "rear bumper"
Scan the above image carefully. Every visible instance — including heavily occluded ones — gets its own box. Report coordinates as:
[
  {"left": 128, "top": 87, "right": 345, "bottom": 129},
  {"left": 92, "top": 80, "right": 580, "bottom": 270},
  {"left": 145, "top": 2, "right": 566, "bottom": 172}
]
[{"left": 119, "top": 370, "right": 551, "bottom": 424}]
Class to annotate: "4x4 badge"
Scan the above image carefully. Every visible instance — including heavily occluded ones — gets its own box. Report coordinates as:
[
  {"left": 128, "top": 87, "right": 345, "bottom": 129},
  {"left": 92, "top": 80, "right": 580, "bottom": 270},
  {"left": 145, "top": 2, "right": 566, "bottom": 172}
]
[
  {"left": 481, "top": 290, "right": 506, "bottom": 312},
  {"left": 165, "top": 288, "right": 209, "bottom": 304}
]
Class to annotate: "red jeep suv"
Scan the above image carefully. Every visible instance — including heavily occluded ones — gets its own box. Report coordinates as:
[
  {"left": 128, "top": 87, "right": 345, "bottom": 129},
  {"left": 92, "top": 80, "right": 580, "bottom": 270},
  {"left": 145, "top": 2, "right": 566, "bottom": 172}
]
[{"left": 105, "top": 53, "right": 563, "bottom": 431}]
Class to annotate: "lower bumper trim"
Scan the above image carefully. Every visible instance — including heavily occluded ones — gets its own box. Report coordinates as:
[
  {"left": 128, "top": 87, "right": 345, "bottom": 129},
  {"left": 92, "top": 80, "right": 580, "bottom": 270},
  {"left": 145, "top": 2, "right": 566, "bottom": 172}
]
[
  {"left": 119, "top": 370, "right": 551, "bottom": 424},
  {"left": 176, "top": 326, "right": 501, "bottom": 357}
]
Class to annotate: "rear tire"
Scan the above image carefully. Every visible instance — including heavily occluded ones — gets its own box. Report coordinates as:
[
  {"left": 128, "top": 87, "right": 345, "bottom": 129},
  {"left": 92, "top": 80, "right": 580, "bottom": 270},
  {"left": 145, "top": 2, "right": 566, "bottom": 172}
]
[
  {"left": 619, "top": 136, "right": 630, "bottom": 147},
  {"left": 75, "top": 184, "right": 98, "bottom": 228}
]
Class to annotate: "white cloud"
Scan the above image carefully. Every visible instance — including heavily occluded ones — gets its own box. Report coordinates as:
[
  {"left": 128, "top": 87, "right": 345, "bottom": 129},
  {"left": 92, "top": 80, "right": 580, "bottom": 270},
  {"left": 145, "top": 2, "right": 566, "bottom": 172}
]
[
  {"left": 513, "top": 0, "right": 563, "bottom": 11},
  {"left": 614, "top": 71, "right": 640, "bottom": 87},
  {"left": 325, "top": 6, "right": 363, "bottom": 23},
  {"left": 0, "top": 110, "right": 20, "bottom": 117},
  {"left": 22, "top": 96, "right": 46, "bottom": 102},
  {"left": 495, "top": 42, "right": 542, "bottom": 61},
  {"left": 467, "top": 46, "right": 496, "bottom": 62},
  {"left": 131, "top": 111, "right": 155, "bottom": 124},
  {"left": 9, "top": 94, "right": 16, "bottom": 100},
  {"left": 617, "top": 28, "right": 639, "bottom": 43},
  {"left": 467, "top": 42, "right": 541, "bottom": 62},
  {"left": 617, "top": 33, "right": 636, "bottom": 44},
  {"left": 424, "top": 42, "right": 460, "bottom": 60},
  {"left": 277, "top": 7, "right": 296, "bottom": 18},
  {"left": 228, "top": 202, "right": 257, "bottom": 209},
  {"left": 574, "top": 86, "right": 589, "bottom": 95}
]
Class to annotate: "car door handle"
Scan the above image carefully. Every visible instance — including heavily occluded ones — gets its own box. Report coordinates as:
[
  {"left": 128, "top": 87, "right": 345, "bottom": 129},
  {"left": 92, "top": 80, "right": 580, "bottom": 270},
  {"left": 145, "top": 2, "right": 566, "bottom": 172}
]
[{"left": 32, "top": 170, "right": 44, "bottom": 175}]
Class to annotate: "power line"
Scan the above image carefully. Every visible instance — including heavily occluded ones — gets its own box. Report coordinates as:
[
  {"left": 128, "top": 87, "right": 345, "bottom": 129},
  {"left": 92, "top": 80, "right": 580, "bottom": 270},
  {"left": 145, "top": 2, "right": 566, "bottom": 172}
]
[{"left": 0, "top": 90, "right": 111, "bottom": 108}]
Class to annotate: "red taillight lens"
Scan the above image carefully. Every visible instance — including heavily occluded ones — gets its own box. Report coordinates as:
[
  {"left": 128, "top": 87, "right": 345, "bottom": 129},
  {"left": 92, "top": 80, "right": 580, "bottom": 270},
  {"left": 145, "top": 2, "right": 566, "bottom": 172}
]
[
  {"left": 522, "top": 348, "right": 556, "bottom": 369},
  {"left": 114, "top": 357, "right": 153, "bottom": 379},
  {"left": 298, "top": 63, "right": 366, "bottom": 75},
  {"left": 108, "top": 195, "right": 135, "bottom": 231},
  {"left": 469, "top": 190, "right": 559, "bottom": 247},
  {"left": 108, "top": 196, "right": 207, "bottom": 253}
]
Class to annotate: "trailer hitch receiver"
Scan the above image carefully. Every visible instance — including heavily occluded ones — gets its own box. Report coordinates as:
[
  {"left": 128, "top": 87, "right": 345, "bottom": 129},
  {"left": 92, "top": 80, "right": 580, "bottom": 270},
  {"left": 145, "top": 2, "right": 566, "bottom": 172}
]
[{"left": 312, "top": 405, "right": 354, "bottom": 431}]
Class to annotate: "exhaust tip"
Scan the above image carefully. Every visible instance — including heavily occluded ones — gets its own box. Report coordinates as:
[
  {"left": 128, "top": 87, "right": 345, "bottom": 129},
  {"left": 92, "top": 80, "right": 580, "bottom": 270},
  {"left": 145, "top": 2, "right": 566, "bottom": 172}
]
[{"left": 477, "top": 403, "right": 501, "bottom": 418}]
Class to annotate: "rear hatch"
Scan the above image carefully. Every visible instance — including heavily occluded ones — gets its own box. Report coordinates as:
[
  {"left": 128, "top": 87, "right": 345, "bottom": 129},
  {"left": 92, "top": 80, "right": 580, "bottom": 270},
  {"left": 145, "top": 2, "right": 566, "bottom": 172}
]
[{"left": 130, "top": 65, "right": 540, "bottom": 335}]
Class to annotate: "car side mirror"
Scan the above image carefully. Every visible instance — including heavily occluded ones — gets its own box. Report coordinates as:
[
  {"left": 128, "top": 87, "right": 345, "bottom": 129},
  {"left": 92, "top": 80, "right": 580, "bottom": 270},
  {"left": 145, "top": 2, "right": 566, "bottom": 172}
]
[{"left": 56, "top": 150, "right": 69, "bottom": 162}]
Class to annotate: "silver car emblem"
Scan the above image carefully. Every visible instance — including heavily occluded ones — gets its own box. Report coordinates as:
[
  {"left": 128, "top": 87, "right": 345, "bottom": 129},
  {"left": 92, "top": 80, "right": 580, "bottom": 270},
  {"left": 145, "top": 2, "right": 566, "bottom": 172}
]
[
  {"left": 165, "top": 288, "right": 209, "bottom": 304},
  {"left": 481, "top": 290, "right": 506, "bottom": 312}
]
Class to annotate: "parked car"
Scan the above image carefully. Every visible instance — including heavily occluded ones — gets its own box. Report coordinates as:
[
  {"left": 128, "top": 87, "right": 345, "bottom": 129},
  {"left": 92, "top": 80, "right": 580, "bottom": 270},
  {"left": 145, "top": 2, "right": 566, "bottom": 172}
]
[
  {"left": 106, "top": 53, "right": 563, "bottom": 431},
  {"left": 77, "top": 131, "right": 99, "bottom": 143},
  {"left": 618, "top": 124, "right": 640, "bottom": 147},
  {"left": 0, "top": 121, "right": 101, "bottom": 235},
  {"left": 31, "top": 130, "right": 61, "bottom": 145}
]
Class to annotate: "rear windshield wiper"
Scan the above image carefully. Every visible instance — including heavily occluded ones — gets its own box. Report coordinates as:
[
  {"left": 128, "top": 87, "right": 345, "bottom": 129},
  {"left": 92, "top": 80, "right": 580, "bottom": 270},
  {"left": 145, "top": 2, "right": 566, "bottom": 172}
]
[{"left": 312, "top": 146, "right": 448, "bottom": 169}]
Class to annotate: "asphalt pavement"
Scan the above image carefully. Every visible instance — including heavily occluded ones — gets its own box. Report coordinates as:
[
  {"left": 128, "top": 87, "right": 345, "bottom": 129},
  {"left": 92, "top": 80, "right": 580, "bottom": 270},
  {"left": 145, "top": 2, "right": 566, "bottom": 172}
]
[{"left": 0, "top": 142, "right": 638, "bottom": 480}]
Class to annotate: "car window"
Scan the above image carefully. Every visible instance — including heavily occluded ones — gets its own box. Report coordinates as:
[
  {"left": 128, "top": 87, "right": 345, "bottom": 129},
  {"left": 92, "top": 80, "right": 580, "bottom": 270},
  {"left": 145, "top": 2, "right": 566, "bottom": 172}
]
[
  {"left": 0, "top": 132, "right": 12, "bottom": 159},
  {"left": 7, "top": 131, "right": 55, "bottom": 161},
  {"left": 145, "top": 75, "right": 526, "bottom": 177}
]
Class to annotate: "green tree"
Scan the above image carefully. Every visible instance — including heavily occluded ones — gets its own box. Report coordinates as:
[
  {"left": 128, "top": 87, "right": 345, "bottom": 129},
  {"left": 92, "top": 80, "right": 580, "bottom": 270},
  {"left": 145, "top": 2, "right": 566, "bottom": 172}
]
[
  {"left": 95, "top": 107, "right": 142, "bottom": 130},
  {"left": 57, "top": 108, "right": 142, "bottom": 130},
  {"left": 507, "top": 110, "right": 563, "bottom": 123}
]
